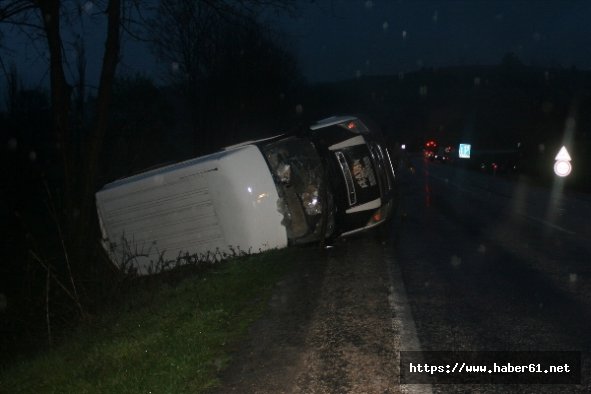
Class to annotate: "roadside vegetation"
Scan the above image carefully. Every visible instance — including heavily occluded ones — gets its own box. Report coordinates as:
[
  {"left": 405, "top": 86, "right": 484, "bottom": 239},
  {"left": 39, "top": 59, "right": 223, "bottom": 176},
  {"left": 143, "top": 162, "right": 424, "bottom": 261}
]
[{"left": 0, "top": 248, "right": 299, "bottom": 393}]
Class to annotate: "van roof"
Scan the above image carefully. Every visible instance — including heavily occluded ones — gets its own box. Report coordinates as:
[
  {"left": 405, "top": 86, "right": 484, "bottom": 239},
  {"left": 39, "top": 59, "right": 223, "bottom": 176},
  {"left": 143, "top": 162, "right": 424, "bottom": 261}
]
[
  {"left": 100, "top": 148, "right": 241, "bottom": 191},
  {"left": 222, "top": 134, "right": 285, "bottom": 150},
  {"left": 100, "top": 134, "right": 288, "bottom": 192}
]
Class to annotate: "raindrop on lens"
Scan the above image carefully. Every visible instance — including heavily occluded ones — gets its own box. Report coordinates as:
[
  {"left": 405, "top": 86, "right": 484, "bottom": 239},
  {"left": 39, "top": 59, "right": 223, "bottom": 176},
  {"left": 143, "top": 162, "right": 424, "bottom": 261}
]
[
  {"left": 569, "top": 273, "right": 577, "bottom": 283},
  {"left": 83, "top": 1, "right": 94, "bottom": 13}
]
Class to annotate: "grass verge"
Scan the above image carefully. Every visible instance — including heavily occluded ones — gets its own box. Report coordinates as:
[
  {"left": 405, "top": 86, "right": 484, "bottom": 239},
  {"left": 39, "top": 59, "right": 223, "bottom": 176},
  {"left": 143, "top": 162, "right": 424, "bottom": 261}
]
[{"left": 0, "top": 248, "right": 299, "bottom": 393}]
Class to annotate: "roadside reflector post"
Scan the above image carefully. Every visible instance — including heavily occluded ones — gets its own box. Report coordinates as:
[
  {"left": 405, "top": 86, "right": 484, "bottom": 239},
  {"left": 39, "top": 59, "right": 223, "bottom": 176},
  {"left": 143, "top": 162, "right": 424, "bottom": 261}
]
[{"left": 553, "top": 146, "right": 572, "bottom": 177}]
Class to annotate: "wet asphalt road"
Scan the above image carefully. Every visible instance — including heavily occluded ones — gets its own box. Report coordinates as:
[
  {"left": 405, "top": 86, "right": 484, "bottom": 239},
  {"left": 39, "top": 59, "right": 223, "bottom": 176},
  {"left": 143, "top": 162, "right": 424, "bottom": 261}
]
[{"left": 392, "top": 157, "right": 591, "bottom": 393}]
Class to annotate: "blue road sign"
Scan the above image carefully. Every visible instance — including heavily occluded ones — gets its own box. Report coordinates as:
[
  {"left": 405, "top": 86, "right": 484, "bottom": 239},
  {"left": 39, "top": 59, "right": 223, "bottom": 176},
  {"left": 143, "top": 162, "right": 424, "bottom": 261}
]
[{"left": 459, "top": 143, "right": 471, "bottom": 159}]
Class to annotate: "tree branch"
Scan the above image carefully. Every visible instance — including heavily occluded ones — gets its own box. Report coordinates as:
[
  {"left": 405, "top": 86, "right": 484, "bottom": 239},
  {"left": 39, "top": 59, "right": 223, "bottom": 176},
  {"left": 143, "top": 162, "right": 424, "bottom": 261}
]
[{"left": 0, "top": 0, "right": 36, "bottom": 21}]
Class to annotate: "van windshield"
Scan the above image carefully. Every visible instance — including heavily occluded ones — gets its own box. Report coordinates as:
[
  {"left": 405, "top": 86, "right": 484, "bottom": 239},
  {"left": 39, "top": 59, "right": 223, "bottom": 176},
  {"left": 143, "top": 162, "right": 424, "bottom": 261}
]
[{"left": 261, "top": 137, "right": 334, "bottom": 244}]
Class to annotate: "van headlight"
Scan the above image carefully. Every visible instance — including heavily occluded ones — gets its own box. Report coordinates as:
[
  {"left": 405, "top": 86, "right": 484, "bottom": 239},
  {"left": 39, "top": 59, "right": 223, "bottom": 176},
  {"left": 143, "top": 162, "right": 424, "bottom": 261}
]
[
  {"left": 276, "top": 163, "right": 291, "bottom": 184},
  {"left": 301, "top": 186, "right": 322, "bottom": 215}
]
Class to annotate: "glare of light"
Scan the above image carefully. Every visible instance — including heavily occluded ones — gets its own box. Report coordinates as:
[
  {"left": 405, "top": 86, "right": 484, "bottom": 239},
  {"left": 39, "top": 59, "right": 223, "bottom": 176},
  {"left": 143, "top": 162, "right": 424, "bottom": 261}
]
[
  {"left": 553, "top": 146, "right": 572, "bottom": 177},
  {"left": 247, "top": 187, "right": 252, "bottom": 193},
  {"left": 402, "top": 30, "right": 407, "bottom": 40},
  {"left": 256, "top": 192, "right": 268, "bottom": 203},
  {"left": 555, "top": 146, "right": 572, "bottom": 161},
  {"left": 382, "top": 21, "right": 389, "bottom": 31},
  {"left": 553, "top": 161, "right": 571, "bottom": 177},
  {"left": 545, "top": 113, "right": 576, "bottom": 230},
  {"left": 401, "top": 144, "right": 406, "bottom": 150}
]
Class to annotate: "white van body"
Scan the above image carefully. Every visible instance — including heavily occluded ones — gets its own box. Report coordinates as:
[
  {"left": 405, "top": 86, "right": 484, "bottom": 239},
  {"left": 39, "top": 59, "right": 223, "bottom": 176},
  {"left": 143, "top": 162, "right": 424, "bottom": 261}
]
[
  {"left": 96, "top": 116, "right": 396, "bottom": 275},
  {"left": 95, "top": 144, "right": 287, "bottom": 274}
]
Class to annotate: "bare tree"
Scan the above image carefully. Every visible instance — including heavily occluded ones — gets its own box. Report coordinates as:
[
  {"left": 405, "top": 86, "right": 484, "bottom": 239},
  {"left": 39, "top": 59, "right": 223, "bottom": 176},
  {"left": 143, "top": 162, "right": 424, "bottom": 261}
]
[
  {"left": 3, "top": 62, "right": 20, "bottom": 114},
  {"left": 150, "top": 0, "right": 300, "bottom": 153},
  {"left": 1, "top": 1, "right": 120, "bottom": 211},
  {"left": 0, "top": 0, "right": 122, "bottom": 310},
  {"left": 152, "top": 0, "right": 219, "bottom": 86}
]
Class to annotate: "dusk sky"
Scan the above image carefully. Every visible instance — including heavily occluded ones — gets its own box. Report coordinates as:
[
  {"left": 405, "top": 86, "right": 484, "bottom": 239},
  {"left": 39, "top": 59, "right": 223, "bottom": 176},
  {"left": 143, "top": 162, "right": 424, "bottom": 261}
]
[
  {"left": 2, "top": 0, "right": 591, "bottom": 91},
  {"left": 271, "top": 0, "right": 591, "bottom": 82}
]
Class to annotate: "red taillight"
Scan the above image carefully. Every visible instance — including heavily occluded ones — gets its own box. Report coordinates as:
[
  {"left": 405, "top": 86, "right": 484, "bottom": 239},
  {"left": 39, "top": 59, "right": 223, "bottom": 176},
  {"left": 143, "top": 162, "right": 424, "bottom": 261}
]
[
  {"left": 367, "top": 202, "right": 392, "bottom": 226},
  {"left": 373, "top": 211, "right": 382, "bottom": 222},
  {"left": 347, "top": 121, "right": 356, "bottom": 129}
]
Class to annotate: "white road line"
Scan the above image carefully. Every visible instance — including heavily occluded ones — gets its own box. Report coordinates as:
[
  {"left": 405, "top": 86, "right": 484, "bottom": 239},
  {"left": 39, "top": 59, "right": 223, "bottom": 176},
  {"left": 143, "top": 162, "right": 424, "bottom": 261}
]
[
  {"left": 385, "top": 249, "right": 434, "bottom": 394},
  {"left": 515, "top": 211, "right": 576, "bottom": 235}
]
